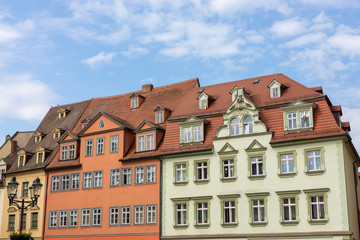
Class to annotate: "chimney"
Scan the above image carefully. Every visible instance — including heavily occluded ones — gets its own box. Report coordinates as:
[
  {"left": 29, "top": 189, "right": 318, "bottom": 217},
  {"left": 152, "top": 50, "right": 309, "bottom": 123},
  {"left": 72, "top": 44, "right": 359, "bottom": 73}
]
[
  {"left": 11, "top": 140, "right": 17, "bottom": 154},
  {"left": 5, "top": 135, "right": 11, "bottom": 142},
  {"left": 142, "top": 84, "right": 153, "bottom": 93}
]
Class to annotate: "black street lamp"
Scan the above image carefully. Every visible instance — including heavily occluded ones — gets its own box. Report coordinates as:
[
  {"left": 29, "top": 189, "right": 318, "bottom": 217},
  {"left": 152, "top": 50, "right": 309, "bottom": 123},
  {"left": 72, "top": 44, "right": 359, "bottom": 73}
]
[{"left": 6, "top": 176, "right": 43, "bottom": 232}]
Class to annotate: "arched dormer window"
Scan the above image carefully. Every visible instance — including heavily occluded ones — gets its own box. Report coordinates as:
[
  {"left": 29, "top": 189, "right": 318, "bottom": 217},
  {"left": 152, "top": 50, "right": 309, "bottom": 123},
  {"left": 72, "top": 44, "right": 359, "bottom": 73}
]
[
  {"left": 230, "top": 118, "right": 240, "bottom": 136},
  {"left": 243, "top": 116, "right": 253, "bottom": 134}
]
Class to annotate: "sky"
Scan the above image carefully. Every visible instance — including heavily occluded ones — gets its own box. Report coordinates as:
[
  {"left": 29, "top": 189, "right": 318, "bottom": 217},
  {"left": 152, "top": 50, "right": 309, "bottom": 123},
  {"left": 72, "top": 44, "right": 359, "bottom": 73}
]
[{"left": 1, "top": 0, "right": 360, "bottom": 149}]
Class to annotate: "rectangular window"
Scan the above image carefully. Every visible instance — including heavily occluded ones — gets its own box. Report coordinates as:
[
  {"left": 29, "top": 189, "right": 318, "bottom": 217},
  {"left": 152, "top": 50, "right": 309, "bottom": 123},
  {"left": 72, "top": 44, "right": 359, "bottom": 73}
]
[
  {"left": 19, "top": 155, "right": 25, "bottom": 167},
  {"left": 122, "top": 168, "right": 132, "bottom": 185},
  {"left": 176, "top": 203, "right": 187, "bottom": 226},
  {"left": 287, "top": 112, "right": 297, "bottom": 130},
  {"left": 22, "top": 182, "right": 29, "bottom": 197},
  {"left": 69, "top": 144, "right": 75, "bottom": 159},
  {"left": 199, "top": 99, "right": 207, "bottom": 109},
  {"left": 49, "top": 211, "right": 57, "bottom": 228},
  {"left": 22, "top": 214, "right": 26, "bottom": 229},
  {"left": 183, "top": 127, "right": 191, "bottom": 143},
  {"left": 109, "top": 207, "right": 119, "bottom": 225},
  {"left": 93, "top": 171, "right": 103, "bottom": 188},
  {"left": 92, "top": 208, "right": 102, "bottom": 226},
  {"left": 51, "top": 176, "right": 60, "bottom": 192},
  {"left": 307, "top": 150, "right": 322, "bottom": 171},
  {"left": 96, "top": 138, "right": 104, "bottom": 155},
  {"left": 132, "top": 97, "right": 138, "bottom": 108},
  {"left": 252, "top": 199, "right": 265, "bottom": 223},
  {"left": 146, "top": 205, "right": 156, "bottom": 224},
  {"left": 38, "top": 152, "right": 44, "bottom": 163},
  {"left": 69, "top": 209, "right": 78, "bottom": 227},
  {"left": 175, "top": 163, "right": 187, "bottom": 183},
  {"left": 280, "top": 153, "right": 294, "bottom": 174},
  {"left": 196, "top": 202, "right": 208, "bottom": 225},
  {"left": 251, "top": 156, "right": 263, "bottom": 176},
  {"left": 146, "top": 134, "right": 154, "bottom": 150},
  {"left": 223, "top": 159, "right": 235, "bottom": 179},
  {"left": 31, "top": 212, "right": 38, "bottom": 229},
  {"left": 81, "top": 209, "right": 91, "bottom": 227},
  {"left": 83, "top": 172, "right": 92, "bottom": 189},
  {"left": 193, "top": 126, "right": 202, "bottom": 142},
  {"left": 135, "top": 166, "right": 144, "bottom": 184},
  {"left": 134, "top": 206, "right": 144, "bottom": 225},
  {"left": 196, "top": 161, "right": 208, "bottom": 181},
  {"left": 110, "top": 169, "right": 120, "bottom": 186},
  {"left": 121, "top": 206, "right": 131, "bottom": 225},
  {"left": 71, "top": 173, "right": 80, "bottom": 190},
  {"left": 59, "top": 210, "right": 67, "bottom": 227},
  {"left": 272, "top": 87, "right": 280, "bottom": 98},
  {"left": 110, "top": 135, "right": 118, "bottom": 153},
  {"left": 223, "top": 201, "right": 236, "bottom": 224},
  {"left": 8, "top": 215, "right": 15, "bottom": 230},
  {"left": 138, "top": 135, "right": 145, "bottom": 152},
  {"left": 146, "top": 165, "right": 156, "bottom": 183},
  {"left": 61, "top": 175, "right": 70, "bottom": 191},
  {"left": 283, "top": 198, "right": 296, "bottom": 222},
  {"left": 300, "top": 111, "right": 310, "bottom": 128},
  {"left": 85, "top": 139, "right": 93, "bottom": 156},
  {"left": 156, "top": 111, "right": 163, "bottom": 124},
  {"left": 61, "top": 146, "right": 67, "bottom": 160},
  {"left": 310, "top": 196, "right": 325, "bottom": 220}
]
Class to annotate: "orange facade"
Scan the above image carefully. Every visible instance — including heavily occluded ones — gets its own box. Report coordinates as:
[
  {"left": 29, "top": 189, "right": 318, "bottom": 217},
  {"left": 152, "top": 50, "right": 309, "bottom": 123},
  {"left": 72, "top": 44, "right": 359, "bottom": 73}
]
[{"left": 44, "top": 114, "right": 160, "bottom": 239}]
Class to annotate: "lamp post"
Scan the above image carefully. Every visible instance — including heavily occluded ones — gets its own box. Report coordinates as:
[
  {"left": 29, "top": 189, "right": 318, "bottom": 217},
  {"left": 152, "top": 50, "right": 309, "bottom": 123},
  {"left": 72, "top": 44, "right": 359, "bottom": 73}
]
[{"left": 6, "top": 176, "right": 43, "bottom": 232}]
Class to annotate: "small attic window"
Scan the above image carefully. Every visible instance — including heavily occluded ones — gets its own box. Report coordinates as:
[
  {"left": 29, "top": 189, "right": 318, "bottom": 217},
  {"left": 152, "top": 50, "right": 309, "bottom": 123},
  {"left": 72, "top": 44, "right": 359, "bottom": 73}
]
[
  {"left": 197, "top": 92, "right": 209, "bottom": 110},
  {"left": 35, "top": 136, "right": 41, "bottom": 142},
  {"left": 132, "top": 97, "right": 138, "bottom": 109},
  {"left": 272, "top": 87, "right": 280, "bottom": 98},
  {"left": 18, "top": 155, "right": 25, "bottom": 167},
  {"left": 253, "top": 79, "right": 260, "bottom": 84},
  {"left": 198, "top": 89, "right": 204, "bottom": 93},
  {"left": 57, "top": 109, "right": 68, "bottom": 119},
  {"left": 52, "top": 128, "right": 62, "bottom": 139},
  {"left": 156, "top": 111, "right": 163, "bottom": 124},
  {"left": 268, "top": 80, "right": 282, "bottom": 99}
]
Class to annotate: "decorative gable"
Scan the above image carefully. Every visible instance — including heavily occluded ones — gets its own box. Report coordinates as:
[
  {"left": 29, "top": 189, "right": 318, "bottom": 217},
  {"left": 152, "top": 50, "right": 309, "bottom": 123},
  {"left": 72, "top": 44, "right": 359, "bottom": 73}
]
[
  {"left": 218, "top": 143, "right": 238, "bottom": 155},
  {"left": 268, "top": 80, "right": 286, "bottom": 98},
  {"left": 130, "top": 93, "right": 144, "bottom": 109},
  {"left": 17, "top": 150, "right": 31, "bottom": 167},
  {"left": 35, "top": 147, "right": 50, "bottom": 164},
  {"left": 281, "top": 100, "right": 317, "bottom": 133},
  {"left": 178, "top": 116, "right": 209, "bottom": 146},
  {"left": 57, "top": 108, "right": 70, "bottom": 119},
  {"left": 245, "top": 140, "right": 267, "bottom": 152},
  {"left": 197, "top": 92, "right": 213, "bottom": 110},
  {"left": 34, "top": 132, "right": 44, "bottom": 142},
  {"left": 59, "top": 131, "right": 78, "bottom": 143},
  {"left": 52, "top": 128, "right": 63, "bottom": 139},
  {"left": 154, "top": 105, "right": 171, "bottom": 124}
]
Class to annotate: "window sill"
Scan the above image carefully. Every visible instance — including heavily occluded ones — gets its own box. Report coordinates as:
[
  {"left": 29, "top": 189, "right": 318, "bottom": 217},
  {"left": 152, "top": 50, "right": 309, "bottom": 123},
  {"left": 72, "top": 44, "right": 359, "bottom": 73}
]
[
  {"left": 250, "top": 221, "right": 268, "bottom": 226},
  {"left": 285, "top": 127, "right": 313, "bottom": 135},
  {"left": 281, "top": 220, "right": 299, "bottom": 225},
  {"left": 194, "top": 179, "right": 209, "bottom": 184},
  {"left": 278, "top": 172, "right": 297, "bottom": 178},
  {"left": 248, "top": 175, "right": 266, "bottom": 180},
  {"left": 221, "top": 223, "right": 238, "bottom": 227},
  {"left": 194, "top": 223, "right": 210, "bottom": 228},
  {"left": 174, "top": 181, "right": 188, "bottom": 186},
  {"left": 174, "top": 224, "right": 188, "bottom": 229},
  {"left": 305, "top": 169, "right": 325, "bottom": 176},
  {"left": 221, "top": 177, "right": 237, "bottom": 182},
  {"left": 309, "top": 219, "right": 328, "bottom": 224},
  {"left": 180, "top": 141, "right": 203, "bottom": 147}
]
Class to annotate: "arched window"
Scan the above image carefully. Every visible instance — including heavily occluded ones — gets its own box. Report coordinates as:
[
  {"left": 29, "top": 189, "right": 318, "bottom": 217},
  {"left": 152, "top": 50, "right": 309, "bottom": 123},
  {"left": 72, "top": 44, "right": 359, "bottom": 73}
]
[
  {"left": 243, "top": 116, "right": 253, "bottom": 134},
  {"left": 230, "top": 118, "right": 240, "bottom": 136}
]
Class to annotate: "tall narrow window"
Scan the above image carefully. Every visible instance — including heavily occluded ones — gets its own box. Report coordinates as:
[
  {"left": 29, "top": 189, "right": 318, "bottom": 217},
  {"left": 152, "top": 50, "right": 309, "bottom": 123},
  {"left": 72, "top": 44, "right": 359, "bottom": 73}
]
[
  {"left": 307, "top": 150, "right": 322, "bottom": 171},
  {"left": 22, "top": 182, "right": 29, "bottom": 197},
  {"left": 230, "top": 118, "right": 240, "bottom": 136},
  {"left": 135, "top": 166, "right": 144, "bottom": 184},
  {"left": 96, "top": 138, "right": 104, "bottom": 155},
  {"left": 85, "top": 139, "right": 93, "bottom": 156},
  {"left": 196, "top": 202, "right": 208, "bottom": 225},
  {"left": 223, "top": 201, "right": 236, "bottom": 224},
  {"left": 199, "top": 99, "right": 207, "bottom": 109},
  {"left": 61, "top": 146, "right": 67, "bottom": 160},
  {"left": 61, "top": 175, "right": 70, "bottom": 191},
  {"left": 146, "top": 165, "right": 156, "bottom": 183},
  {"left": 146, "top": 205, "right": 156, "bottom": 224},
  {"left": 51, "top": 176, "right": 60, "bottom": 192},
  {"left": 251, "top": 156, "right": 263, "bottom": 176},
  {"left": 132, "top": 98, "right": 138, "bottom": 108},
  {"left": 283, "top": 198, "right": 296, "bottom": 222},
  {"left": 71, "top": 173, "right": 80, "bottom": 190},
  {"left": 300, "top": 111, "right": 310, "bottom": 128},
  {"left": 183, "top": 127, "right": 191, "bottom": 143},
  {"left": 109, "top": 207, "right": 119, "bottom": 225},
  {"left": 38, "top": 152, "right": 44, "bottom": 164},
  {"left": 310, "top": 196, "right": 325, "bottom": 220},
  {"left": 223, "top": 159, "right": 235, "bottom": 179},
  {"left": 156, "top": 111, "right": 163, "bottom": 124},
  {"left": 134, "top": 206, "right": 144, "bottom": 224},
  {"left": 122, "top": 168, "right": 131, "bottom": 185},
  {"left": 243, "top": 116, "right": 253, "bottom": 134},
  {"left": 19, "top": 155, "right": 25, "bottom": 167},
  {"left": 176, "top": 204, "right": 187, "bottom": 226},
  {"left": 93, "top": 171, "right": 103, "bottom": 188},
  {"left": 59, "top": 210, "right": 67, "bottom": 227},
  {"left": 193, "top": 126, "right": 202, "bottom": 142},
  {"left": 110, "top": 135, "right": 118, "bottom": 153},
  {"left": 138, "top": 136, "right": 145, "bottom": 152},
  {"left": 31, "top": 212, "right": 38, "bottom": 229},
  {"left": 8, "top": 215, "right": 15, "bottom": 230},
  {"left": 69, "top": 144, "right": 75, "bottom": 159},
  {"left": 196, "top": 161, "right": 208, "bottom": 181},
  {"left": 69, "top": 210, "right": 78, "bottom": 227},
  {"left": 121, "top": 207, "right": 131, "bottom": 225},
  {"left": 146, "top": 134, "right": 154, "bottom": 150},
  {"left": 92, "top": 208, "right": 102, "bottom": 226},
  {"left": 252, "top": 199, "right": 265, "bottom": 223},
  {"left": 287, "top": 113, "right": 297, "bottom": 130},
  {"left": 280, "top": 153, "right": 294, "bottom": 174},
  {"left": 83, "top": 172, "right": 92, "bottom": 189},
  {"left": 49, "top": 211, "right": 57, "bottom": 228},
  {"left": 110, "top": 169, "right": 120, "bottom": 186},
  {"left": 175, "top": 163, "right": 187, "bottom": 183},
  {"left": 81, "top": 209, "right": 90, "bottom": 227}
]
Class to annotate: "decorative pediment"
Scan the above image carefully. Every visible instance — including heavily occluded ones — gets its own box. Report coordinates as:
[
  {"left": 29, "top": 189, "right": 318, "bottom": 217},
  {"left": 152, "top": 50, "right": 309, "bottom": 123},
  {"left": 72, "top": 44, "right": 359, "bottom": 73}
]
[
  {"left": 197, "top": 92, "right": 209, "bottom": 100},
  {"left": 35, "top": 147, "right": 50, "bottom": 153},
  {"left": 135, "top": 120, "right": 163, "bottom": 132},
  {"left": 227, "top": 89, "right": 255, "bottom": 114},
  {"left": 129, "top": 92, "right": 143, "bottom": 99},
  {"left": 59, "top": 131, "right": 78, "bottom": 142},
  {"left": 267, "top": 79, "right": 283, "bottom": 89},
  {"left": 34, "top": 132, "right": 43, "bottom": 137},
  {"left": 7, "top": 206, "right": 17, "bottom": 213},
  {"left": 245, "top": 140, "right": 267, "bottom": 152},
  {"left": 154, "top": 105, "right": 170, "bottom": 112},
  {"left": 57, "top": 108, "right": 70, "bottom": 119},
  {"left": 218, "top": 143, "right": 238, "bottom": 155},
  {"left": 281, "top": 99, "right": 317, "bottom": 111},
  {"left": 17, "top": 150, "right": 29, "bottom": 156}
]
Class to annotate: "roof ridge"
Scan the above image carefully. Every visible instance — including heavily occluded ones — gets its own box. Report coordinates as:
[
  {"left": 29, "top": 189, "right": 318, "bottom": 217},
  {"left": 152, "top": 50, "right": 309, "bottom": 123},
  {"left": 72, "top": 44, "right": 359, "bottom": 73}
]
[{"left": 51, "top": 99, "right": 92, "bottom": 109}]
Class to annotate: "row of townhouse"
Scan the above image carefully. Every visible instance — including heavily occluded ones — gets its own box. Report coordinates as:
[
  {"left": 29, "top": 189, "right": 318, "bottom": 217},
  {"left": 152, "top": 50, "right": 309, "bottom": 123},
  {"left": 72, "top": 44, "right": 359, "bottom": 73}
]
[{"left": 1, "top": 74, "right": 359, "bottom": 240}]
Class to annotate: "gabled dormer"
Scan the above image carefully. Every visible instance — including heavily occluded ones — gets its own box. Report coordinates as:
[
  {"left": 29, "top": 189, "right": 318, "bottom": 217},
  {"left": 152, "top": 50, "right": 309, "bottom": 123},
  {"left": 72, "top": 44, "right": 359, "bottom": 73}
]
[
  {"left": 130, "top": 93, "right": 145, "bottom": 109},
  {"left": 197, "top": 92, "right": 214, "bottom": 110},
  {"left": 35, "top": 147, "right": 50, "bottom": 164},
  {"left": 59, "top": 132, "right": 79, "bottom": 161},
  {"left": 268, "top": 80, "right": 286, "bottom": 98},
  {"left": 154, "top": 105, "right": 171, "bottom": 124},
  {"left": 135, "top": 120, "right": 164, "bottom": 152},
  {"left": 57, "top": 108, "right": 70, "bottom": 119},
  {"left": 178, "top": 115, "right": 209, "bottom": 146},
  {"left": 52, "top": 128, "right": 63, "bottom": 139},
  {"left": 230, "top": 86, "right": 245, "bottom": 102},
  {"left": 34, "top": 132, "right": 44, "bottom": 143},
  {"left": 17, "top": 150, "right": 31, "bottom": 167}
]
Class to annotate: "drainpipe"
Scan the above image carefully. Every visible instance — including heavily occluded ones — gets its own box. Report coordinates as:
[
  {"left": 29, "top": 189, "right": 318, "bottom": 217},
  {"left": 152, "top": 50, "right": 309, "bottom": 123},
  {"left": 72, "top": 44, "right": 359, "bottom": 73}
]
[{"left": 42, "top": 171, "right": 49, "bottom": 240}]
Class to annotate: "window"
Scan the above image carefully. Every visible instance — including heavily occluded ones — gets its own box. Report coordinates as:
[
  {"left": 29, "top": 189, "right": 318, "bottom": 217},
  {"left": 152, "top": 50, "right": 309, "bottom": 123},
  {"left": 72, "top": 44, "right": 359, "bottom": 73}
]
[
  {"left": 243, "top": 116, "right": 253, "bottom": 134},
  {"left": 146, "top": 134, "right": 154, "bottom": 150},
  {"left": 196, "top": 202, "right": 209, "bottom": 225},
  {"left": 310, "top": 196, "right": 325, "bottom": 221},
  {"left": 8, "top": 215, "right": 15, "bottom": 230},
  {"left": 22, "top": 182, "right": 29, "bottom": 197},
  {"left": 300, "top": 111, "right": 310, "bottom": 128},
  {"left": 38, "top": 152, "right": 44, "bottom": 164},
  {"left": 134, "top": 205, "right": 144, "bottom": 225},
  {"left": 230, "top": 118, "right": 240, "bottom": 136},
  {"left": 110, "top": 169, "right": 120, "bottom": 186},
  {"left": 93, "top": 171, "right": 103, "bottom": 188},
  {"left": 138, "top": 135, "right": 145, "bottom": 152},
  {"left": 223, "top": 201, "right": 236, "bottom": 224},
  {"left": 69, "top": 210, "right": 78, "bottom": 227},
  {"left": 83, "top": 172, "right": 92, "bottom": 189},
  {"left": 22, "top": 214, "right": 27, "bottom": 229},
  {"left": 69, "top": 144, "right": 75, "bottom": 159},
  {"left": 61, "top": 175, "right": 70, "bottom": 191},
  {"left": 175, "top": 163, "right": 187, "bottom": 183},
  {"left": 81, "top": 209, "right": 90, "bottom": 227},
  {"left": 280, "top": 153, "right": 294, "bottom": 174},
  {"left": 222, "top": 159, "right": 235, "bottom": 179},
  {"left": 146, "top": 205, "right": 156, "bottom": 224},
  {"left": 282, "top": 198, "right": 297, "bottom": 222},
  {"left": 59, "top": 112, "right": 65, "bottom": 119},
  {"left": 307, "top": 150, "right": 323, "bottom": 172},
  {"left": 183, "top": 127, "right": 191, "bottom": 143},
  {"left": 199, "top": 99, "right": 207, "bottom": 110},
  {"left": 35, "top": 136, "right": 41, "bottom": 142},
  {"left": 121, "top": 206, "right": 131, "bottom": 225},
  {"left": 61, "top": 146, "right": 67, "bottom": 160},
  {"left": 96, "top": 138, "right": 104, "bottom": 155},
  {"left": 31, "top": 212, "right": 38, "bottom": 229},
  {"left": 54, "top": 132, "right": 60, "bottom": 139},
  {"left": 135, "top": 166, "right": 144, "bottom": 184},
  {"left": 71, "top": 173, "right": 80, "bottom": 190},
  {"left": 156, "top": 111, "right": 163, "bottom": 124},
  {"left": 49, "top": 211, "right": 57, "bottom": 228},
  {"left": 175, "top": 203, "right": 187, "bottom": 226},
  {"left": 132, "top": 97, "right": 138, "bottom": 108},
  {"left": 196, "top": 161, "right": 208, "bottom": 181},
  {"left": 252, "top": 199, "right": 265, "bottom": 223},
  {"left": 272, "top": 87, "right": 280, "bottom": 98},
  {"left": 146, "top": 165, "right": 156, "bottom": 183},
  {"left": 85, "top": 139, "right": 93, "bottom": 156},
  {"left": 110, "top": 135, "right": 118, "bottom": 153},
  {"left": 92, "top": 208, "right": 102, "bottom": 226},
  {"left": 282, "top": 101, "right": 316, "bottom": 132},
  {"left": 250, "top": 156, "right": 264, "bottom": 176},
  {"left": 287, "top": 113, "right": 297, "bottom": 130},
  {"left": 59, "top": 210, "right": 67, "bottom": 227},
  {"left": 109, "top": 207, "right": 119, "bottom": 225},
  {"left": 51, "top": 176, "right": 60, "bottom": 192},
  {"left": 193, "top": 126, "right": 201, "bottom": 142},
  {"left": 122, "top": 168, "right": 132, "bottom": 185},
  {"left": 19, "top": 155, "right": 25, "bottom": 167}
]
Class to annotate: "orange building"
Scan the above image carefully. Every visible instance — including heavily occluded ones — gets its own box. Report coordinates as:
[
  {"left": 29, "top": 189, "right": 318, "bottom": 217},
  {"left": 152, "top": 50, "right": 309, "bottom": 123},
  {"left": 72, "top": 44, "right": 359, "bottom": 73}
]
[{"left": 43, "top": 79, "right": 198, "bottom": 239}]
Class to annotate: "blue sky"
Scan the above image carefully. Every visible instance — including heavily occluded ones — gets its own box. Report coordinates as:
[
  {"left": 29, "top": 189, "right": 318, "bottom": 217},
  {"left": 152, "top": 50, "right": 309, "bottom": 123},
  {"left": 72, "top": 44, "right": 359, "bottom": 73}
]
[{"left": 1, "top": 0, "right": 360, "bottom": 149}]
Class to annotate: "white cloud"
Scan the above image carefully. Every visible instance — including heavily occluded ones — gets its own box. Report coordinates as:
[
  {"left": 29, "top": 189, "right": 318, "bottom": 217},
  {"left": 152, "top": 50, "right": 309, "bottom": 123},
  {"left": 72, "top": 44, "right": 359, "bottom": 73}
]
[
  {"left": 270, "top": 18, "right": 308, "bottom": 37},
  {"left": 121, "top": 46, "right": 148, "bottom": 58},
  {"left": 0, "top": 73, "right": 58, "bottom": 120},
  {"left": 300, "top": 0, "right": 360, "bottom": 8},
  {"left": 327, "top": 33, "right": 360, "bottom": 57},
  {"left": 140, "top": 77, "right": 156, "bottom": 85},
  {"left": 81, "top": 52, "right": 117, "bottom": 68},
  {"left": 282, "top": 33, "right": 326, "bottom": 48}
]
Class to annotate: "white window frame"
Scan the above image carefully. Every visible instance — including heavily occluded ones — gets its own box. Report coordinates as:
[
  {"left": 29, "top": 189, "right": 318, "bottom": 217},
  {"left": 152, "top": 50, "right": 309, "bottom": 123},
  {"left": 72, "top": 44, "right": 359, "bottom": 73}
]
[
  {"left": 156, "top": 111, "right": 163, "bottom": 124},
  {"left": 132, "top": 97, "right": 138, "bottom": 108},
  {"left": 81, "top": 209, "right": 91, "bottom": 227},
  {"left": 83, "top": 172, "right": 92, "bottom": 189},
  {"left": 230, "top": 118, "right": 240, "bottom": 136},
  {"left": 109, "top": 207, "right": 119, "bottom": 226},
  {"left": 310, "top": 196, "right": 325, "bottom": 221},
  {"left": 49, "top": 211, "right": 57, "bottom": 228},
  {"left": 196, "top": 202, "right": 208, "bottom": 225},
  {"left": 121, "top": 206, "right": 131, "bottom": 225},
  {"left": 59, "top": 210, "right": 67, "bottom": 228},
  {"left": 199, "top": 99, "right": 207, "bottom": 110},
  {"left": 92, "top": 208, "right": 102, "bottom": 226},
  {"left": 61, "top": 146, "right": 67, "bottom": 160},
  {"left": 183, "top": 127, "right": 191, "bottom": 143},
  {"left": 223, "top": 200, "right": 236, "bottom": 224},
  {"left": 283, "top": 197, "right": 296, "bottom": 222},
  {"left": 250, "top": 156, "right": 264, "bottom": 176},
  {"left": 223, "top": 159, "right": 235, "bottom": 179},
  {"left": 93, "top": 171, "right": 103, "bottom": 188},
  {"left": 110, "top": 135, "right": 118, "bottom": 153},
  {"left": 252, "top": 199, "right": 265, "bottom": 223},
  {"left": 71, "top": 173, "right": 80, "bottom": 190},
  {"left": 96, "top": 138, "right": 104, "bottom": 155},
  {"left": 51, "top": 176, "right": 60, "bottom": 192},
  {"left": 243, "top": 116, "right": 253, "bottom": 134},
  {"left": 110, "top": 169, "right": 120, "bottom": 186},
  {"left": 137, "top": 135, "right": 145, "bottom": 152},
  {"left": 135, "top": 166, "right": 144, "bottom": 184},
  {"left": 146, "top": 205, "right": 157, "bottom": 224},
  {"left": 307, "top": 150, "right": 322, "bottom": 171},
  {"left": 122, "top": 168, "right": 132, "bottom": 185},
  {"left": 146, "top": 165, "right": 156, "bottom": 183},
  {"left": 175, "top": 163, "right": 187, "bottom": 183},
  {"left": 196, "top": 161, "right": 208, "bottom": 181},
  {"left": 280, "top": 153, "right": 294, "bottom": 174},
  {"left": 69, "top": 144, "right": 75, "bottom": 159},
  {"left": 85, "top": 139, "right": 93, "bottom": 156},
  {"left": 134, "top": 205, "right": 144, "bottom": 225},
  {"left": 146, "top": 134, "right": 154, "bottom": 150},
  {"left": 175, "top": 203, "right": 187, "bottom": 226},
  {"left": 287, "top": 112, "right": 297, "bottom": 130},
  {"left": 61, "top": 175, "right": 70, "bottom": 191},
  {"left": 69, "top": 209, "right": 78, "bottom": 227}
]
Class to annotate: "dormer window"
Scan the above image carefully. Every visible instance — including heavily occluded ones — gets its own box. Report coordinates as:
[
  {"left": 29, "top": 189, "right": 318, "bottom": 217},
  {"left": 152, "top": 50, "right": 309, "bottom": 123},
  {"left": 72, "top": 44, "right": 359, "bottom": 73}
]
[
  {"left": 156, "top": 111, "right": 163, "bottom": 124},
  {"left": 230, "top": 86, "right": 244, "bottom": 102},
  {"left": 34, "top": 132, "right": 43, "bottom": 143},
  {"left": 18, "top": 155, "right": 25, "bottom": 167},
  {"left": 197, "top": 92, "right": 212, "bottom": 110},
  {"left": 281, "top": 100, "right": 317, "bottom": 133},
  {"left": 132, "top": 98, "right": 138, "bottom": 108},
  {"left": 35, "top": 147, "right": 48, "bottom": 164},
  {"left": 199, "top": 99, "right": 207, "bottom": 110},
  {"left": 130, "top": 93, "right": 144, "bottom": 109},
  {"left": 154, "top": 105, "right": 171, "bottom": 124},
  {"left": 137, "top": 133, "right": 154, "bottom": 152},
  {"left": 57, "top": 109, "right": 69, "bottom": 119},
  {"left": 179, "top": 116, "right": 208, "bottom": 146},
  {"left": 52, "top": 128, "right": 62, "bottom": 139},
  {"left": 37, "top": 152, "right": 44, "bottom": 164},
  {"left": 230, "top": 118, "right": 240, "bottom": 136},
  {"left": 268, "top": 80, "right": 284, "bottom": 99}
]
